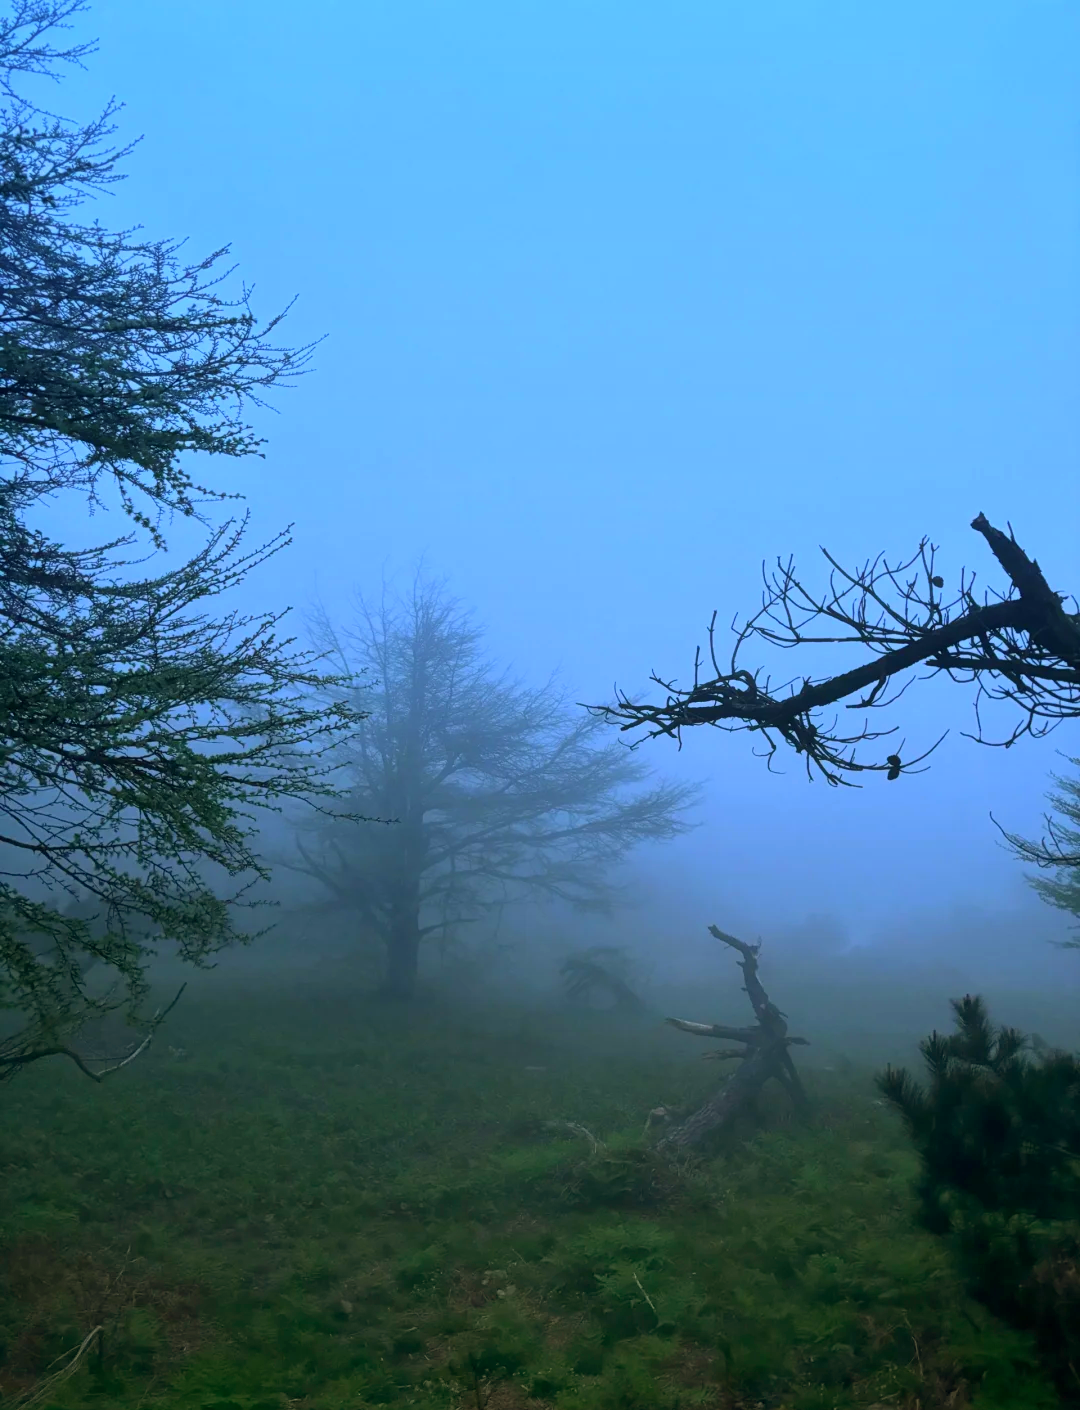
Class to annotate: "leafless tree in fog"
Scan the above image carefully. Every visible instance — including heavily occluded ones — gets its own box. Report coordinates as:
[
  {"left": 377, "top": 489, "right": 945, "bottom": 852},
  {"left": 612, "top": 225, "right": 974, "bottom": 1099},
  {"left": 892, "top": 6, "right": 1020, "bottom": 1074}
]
[{"left": 287, "top": 576, "right": 701, "bottom": 1000}]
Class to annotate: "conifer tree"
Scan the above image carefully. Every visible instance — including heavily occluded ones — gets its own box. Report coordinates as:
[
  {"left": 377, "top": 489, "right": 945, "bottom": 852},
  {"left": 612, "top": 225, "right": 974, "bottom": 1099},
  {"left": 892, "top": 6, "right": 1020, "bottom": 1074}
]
[{"left": 879, "top": 997, "right": 1080, "bottom": 1401}]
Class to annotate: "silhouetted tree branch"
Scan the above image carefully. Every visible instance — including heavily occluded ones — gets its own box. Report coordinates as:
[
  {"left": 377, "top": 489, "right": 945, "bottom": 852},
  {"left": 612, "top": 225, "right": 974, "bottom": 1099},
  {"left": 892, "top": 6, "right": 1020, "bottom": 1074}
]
[{"left": 592, "top": 514, "right": 1080, "bottom": 786}]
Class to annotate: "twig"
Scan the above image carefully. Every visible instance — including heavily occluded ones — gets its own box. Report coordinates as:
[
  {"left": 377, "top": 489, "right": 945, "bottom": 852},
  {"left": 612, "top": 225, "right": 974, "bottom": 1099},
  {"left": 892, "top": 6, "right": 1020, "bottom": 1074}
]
[
  {"left": 13, "top": 1326, "right": 103, "bottom": 1409},
  {"left": 632, "top": 1272, "right": 658, "bottom": 1319},
  {"left": 1, "top": 984, "right": 186, "bottom": 1082},
  {"left": 543, "top": 1120, "right": 605, "bottom": 1154}
]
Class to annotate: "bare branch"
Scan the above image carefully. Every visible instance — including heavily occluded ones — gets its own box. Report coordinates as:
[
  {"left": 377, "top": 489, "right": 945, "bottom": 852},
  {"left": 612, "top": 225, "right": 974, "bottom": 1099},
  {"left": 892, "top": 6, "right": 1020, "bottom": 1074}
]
[
  {"left": 13, "top": 1323, "right": 103, "bottom": 1410},
  {"left": 666, "top": 1017, "right": 761, "bottom": 1043},
  {"left": 0, "top": 982, "right": 185, "bottom": 1081},
  {"left": 591, "top": 515, "right": 1080, "bottom": 784}
]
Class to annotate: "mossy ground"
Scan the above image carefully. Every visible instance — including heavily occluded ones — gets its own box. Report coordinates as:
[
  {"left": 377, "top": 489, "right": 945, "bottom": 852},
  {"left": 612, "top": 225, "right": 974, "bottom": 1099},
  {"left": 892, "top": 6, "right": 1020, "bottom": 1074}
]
[{"left": 0, "top": 974, "right": 1060, "bottom": 1409}]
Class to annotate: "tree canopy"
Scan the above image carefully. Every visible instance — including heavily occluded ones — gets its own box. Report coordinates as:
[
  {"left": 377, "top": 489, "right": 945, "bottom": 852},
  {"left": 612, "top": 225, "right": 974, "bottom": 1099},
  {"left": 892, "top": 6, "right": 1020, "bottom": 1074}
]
[
  {"left": 287, "top": 577, "right": 701, "bottom": 999},
  {"left": 0, "top": 0, "right": 314, "bottom": 538},
  {"left": 0, "top": 1, "right": 361, "bottom": 1078}
]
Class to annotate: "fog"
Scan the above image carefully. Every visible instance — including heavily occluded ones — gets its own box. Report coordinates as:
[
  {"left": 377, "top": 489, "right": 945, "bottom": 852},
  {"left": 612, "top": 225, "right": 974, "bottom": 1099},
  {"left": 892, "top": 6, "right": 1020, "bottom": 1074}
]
[{"left": 48, "top": 1, "right": 1080, "bottom": 1013}]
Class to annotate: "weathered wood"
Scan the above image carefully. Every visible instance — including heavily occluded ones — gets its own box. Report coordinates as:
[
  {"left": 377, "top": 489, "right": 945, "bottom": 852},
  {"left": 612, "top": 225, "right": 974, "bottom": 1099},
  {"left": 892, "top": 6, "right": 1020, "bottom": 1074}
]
[
  {"left": 656, "top": 924, "right": 809, "bottom": 1151},
  {"left": 658, "top": 1045, "right": 775, "bottom": 1148}
]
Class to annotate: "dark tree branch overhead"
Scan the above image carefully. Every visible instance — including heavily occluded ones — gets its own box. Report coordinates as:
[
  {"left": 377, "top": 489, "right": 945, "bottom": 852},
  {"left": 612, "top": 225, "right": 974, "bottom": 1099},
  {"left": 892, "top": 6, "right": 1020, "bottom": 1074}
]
[{"left": 592, "top": 515, "right": 1080, "bottom": 785}]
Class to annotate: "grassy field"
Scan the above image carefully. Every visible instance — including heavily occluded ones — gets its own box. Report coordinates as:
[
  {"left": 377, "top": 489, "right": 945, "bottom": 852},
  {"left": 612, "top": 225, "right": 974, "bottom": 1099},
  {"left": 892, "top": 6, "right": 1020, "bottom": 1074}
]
[{"left": 0, "top": 971, "right": 1062, "bottom": 1410}]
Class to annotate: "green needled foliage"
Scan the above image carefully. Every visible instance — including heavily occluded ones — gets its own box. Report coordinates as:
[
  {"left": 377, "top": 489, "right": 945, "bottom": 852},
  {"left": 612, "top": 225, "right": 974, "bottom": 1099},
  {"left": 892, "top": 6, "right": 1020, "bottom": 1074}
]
[
  {"left": 0, "top": 510, "right": 361, "bottom": 1072},
  {"left": 0, "top": 3, "right": 364, "bottom": 1075},
  {"left": 1001, "top": 756, "right": 1080, "bottom": 929},
  {"left": 878, "top": 995, "right": 1080, "bottom": 1401},
  {"left": 0, "top": 3, "right": 317, "bottom": 536}
]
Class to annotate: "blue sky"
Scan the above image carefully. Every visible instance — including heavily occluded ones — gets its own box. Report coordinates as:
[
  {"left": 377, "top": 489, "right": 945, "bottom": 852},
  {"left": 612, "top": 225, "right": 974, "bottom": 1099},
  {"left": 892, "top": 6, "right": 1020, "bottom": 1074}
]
[{"left": 42, "top": 1, "right": 1080, "bottom": 968}]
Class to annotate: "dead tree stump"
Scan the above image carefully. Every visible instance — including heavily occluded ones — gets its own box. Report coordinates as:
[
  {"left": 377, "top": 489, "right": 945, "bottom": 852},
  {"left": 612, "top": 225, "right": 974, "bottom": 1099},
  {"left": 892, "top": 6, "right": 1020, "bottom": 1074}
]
[{"left": 656, "top": 925, "right": 809, "bottom": 1151}]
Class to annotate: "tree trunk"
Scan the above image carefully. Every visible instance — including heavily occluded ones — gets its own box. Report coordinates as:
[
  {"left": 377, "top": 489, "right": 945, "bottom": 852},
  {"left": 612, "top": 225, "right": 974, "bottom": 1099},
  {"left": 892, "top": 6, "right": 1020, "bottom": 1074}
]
[
  {"left": 657, "top": 1046, "right": 776, "bottom": 1150},
  {"left": 380, "top": 905, "right": 421, "bottom": 1000}
]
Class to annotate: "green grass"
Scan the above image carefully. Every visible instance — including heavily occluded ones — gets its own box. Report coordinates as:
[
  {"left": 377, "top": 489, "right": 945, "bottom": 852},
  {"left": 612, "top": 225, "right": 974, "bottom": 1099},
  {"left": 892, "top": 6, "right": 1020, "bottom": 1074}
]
[{"left": 0, "top": 975, "right": 1060, "bottom": 1409}]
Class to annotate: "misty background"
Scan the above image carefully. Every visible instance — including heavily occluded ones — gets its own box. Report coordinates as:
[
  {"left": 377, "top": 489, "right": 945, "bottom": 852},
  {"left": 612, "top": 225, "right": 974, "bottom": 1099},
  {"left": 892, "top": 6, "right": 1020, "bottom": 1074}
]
[{"left": 41, "top": 2, "right": 1080, "bottom": 1008}]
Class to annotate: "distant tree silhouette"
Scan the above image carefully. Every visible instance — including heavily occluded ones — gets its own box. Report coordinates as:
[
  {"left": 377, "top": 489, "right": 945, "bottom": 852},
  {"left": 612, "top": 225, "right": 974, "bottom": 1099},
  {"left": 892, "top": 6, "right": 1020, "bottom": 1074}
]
[{"left": 286, "top": 577, "right": 700, "bottom": 1000}]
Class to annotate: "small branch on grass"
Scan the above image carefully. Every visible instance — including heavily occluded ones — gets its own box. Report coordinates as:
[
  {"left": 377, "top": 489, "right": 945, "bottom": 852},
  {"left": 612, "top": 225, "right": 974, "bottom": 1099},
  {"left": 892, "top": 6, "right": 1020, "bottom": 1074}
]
[
  {"left": 641, "top": 1105, "right": 681, "bottom": 1139},
  {"left": 13, "top": 1326, "right": 103, "bottom": 1409},
  {"left": 632, "top": 1271, "right": 658, "bottom": 1318},
  {"left": 543, "top": 1120, "right": 606, "bottom": 1155}
]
